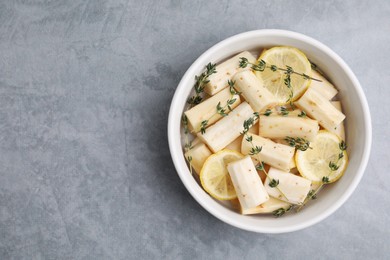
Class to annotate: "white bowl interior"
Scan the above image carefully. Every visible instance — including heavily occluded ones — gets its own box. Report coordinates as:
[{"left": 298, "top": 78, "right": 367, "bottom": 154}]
[{"left": 168, "top": 30, "right": 371, "bottom": 233}]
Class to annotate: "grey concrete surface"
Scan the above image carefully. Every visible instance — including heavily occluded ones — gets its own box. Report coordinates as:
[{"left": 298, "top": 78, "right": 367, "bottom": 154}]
[{"left": 0, "top": 0, "right": 388, "bottom": 259}]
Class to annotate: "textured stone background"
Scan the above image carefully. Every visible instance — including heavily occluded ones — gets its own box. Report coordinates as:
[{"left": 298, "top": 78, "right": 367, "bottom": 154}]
[{"left": 0, "top": 0, "right": 388, "bottom": 259}]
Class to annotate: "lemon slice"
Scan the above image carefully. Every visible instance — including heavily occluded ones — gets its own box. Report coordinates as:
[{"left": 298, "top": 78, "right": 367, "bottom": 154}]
[
  {"left": 255, "top": 46, "right": 312, "bottom": 104},
  {"left": 200, "top": 149, "right": 244, "bottom": 200},
  {"left": 295, "top": 131, "right": 348, "bottom": 184}
]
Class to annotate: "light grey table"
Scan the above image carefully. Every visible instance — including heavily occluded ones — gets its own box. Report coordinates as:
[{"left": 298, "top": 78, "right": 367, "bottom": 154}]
[{"left": 0, "top": 1, "right": 388, "bottom": 259}]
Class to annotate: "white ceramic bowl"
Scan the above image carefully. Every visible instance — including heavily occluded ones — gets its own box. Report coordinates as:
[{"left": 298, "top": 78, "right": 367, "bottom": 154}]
[{"left": 167, "top": 30, "right": 371, "bottom": 233}]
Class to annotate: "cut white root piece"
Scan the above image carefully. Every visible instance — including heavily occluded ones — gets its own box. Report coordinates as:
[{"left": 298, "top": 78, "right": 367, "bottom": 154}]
[
  {"left": 231, "top": 197, "right": 291, "bottom": 215},
  {"left": 264, "top": 167, "right": 312, "bottom": 205},
  {"left": 232, "top": 70, "right": 278, "bottom": 112},
  {"left": 204, "top": 51, "right": 256, "bottom": 96},
  {"left": 184, "top": 88, "right": 241, "bottom": 133},
  {"left": 309, "top": 70, "right": 338, "bottom": 100},
  {"left": 329, "top": 101, "right": 345, "bottom": 140},
  {"left": 295, "top": 87, "right": 345, "bottom": 132},
  {"left": 191, "top": 137, "right": 202, "bottom": 147},
  {"left": 241, "top": 133, "right": 295, "bottom": 172},
  {"left": 259, "top": 115, "right": 319, "bottom": 141},
  {"left": 197, "top": 102, "right": 255, "bottom": 153},
  {"left": 225, "top": 122, "right": 258, "bottom": 153},
  {"left": 184, "top": 143, "right": 212, "bottom": 175},
  {"left": 227, "top": 156, "right": 269, "bottom": 209},
  {"left": 273, "top": 139, "right": 297, "bottom": 169}
]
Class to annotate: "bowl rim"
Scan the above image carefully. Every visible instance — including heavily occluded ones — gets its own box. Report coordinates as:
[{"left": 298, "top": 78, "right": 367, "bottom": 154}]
[{"left": 167, "top": 29, "right": 372, "bottom": 233}]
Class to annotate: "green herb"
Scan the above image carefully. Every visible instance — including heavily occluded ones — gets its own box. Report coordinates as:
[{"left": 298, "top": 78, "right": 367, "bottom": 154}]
[
  {"left": 187, "top": 95, "right": 203, "bottom": 107},
  {"left": 284, "top": 137, "right": 311, "bottom": 151},
  {"left": 328, "top": 162, "right": 339, "bottom": 171},
  {"left": 182, "top": 115, "right": 194, "bottom": 175},
  {"left": 187, "top": 63, "right": 217, "bottom": 106},
  {"left": 322, "top": 176, "right": 330, "bottom": 183},
  {"left": 249, "top": 146, "right": 262, "bottom": 156},
  {"left": 328, "top": 140, "right": 347, "bottom": 172},
  {"left": 241, "top": 117, "right": 290, "bottom": 205},
  {"left": 273, "top": 208, "right": 287, "bottom": 217},
  {"left": 264, "top": 109, "right": 272, "bottom": 116},
  {"left": 184, "top": 141, "right": 193, "bottom": 150},
  {"left": 273, "top": 205, "right": 293, "bottom": 217},
  {"left": 256, "top": 162, "right": 265, "bottom": 171},
  {"left": 280, "top": 106, "right": 289, "bottom": 116},
  {"left": 216, "top": 102, "right": 228, "bottom": 117},
  {"left": 298, "top": 111, "right": 307, "bottom": 117},
  {"left": 229, "top": 80, "right": 241, "bottom": 95},
  {"left": 241, "top": 109, "right": 279, "bottom": 135},
  {"left": 239, "top": 58, "right": 321, "bottom": 106},
  {"left": 240, "top": 58, "right": 266, "bottom": 71},
  {"left": 284, "top": 75, "right": 294, "bottom": 104},
  {"left": 269, "top": 179, "right": 279, "bottom": 188},
  {"left": 270, "top": 64, "right": 278, "bottom": 71},
  {"left": 182, "top": 115, "right": 189, "bottom": 134},
  {"left": 200, "top": 120, "right": 208, "bottom": 135},
  {"left": 198, "top": 80, "right": 240, "bottom": 134},
  {"left": 339, "top": 140, "right": 347, "bottom": 152},
  {"left": 307, "top": 189, "right": 317, "bottom": 200},
  {"left": 310, "top": 60, "right": 325, "bottom": 76},
  {"left": 239, "top": 58, "right": 322, "bottom": 81},
  {"left": 240, "top": 112, "right": 259, "bottom": 135}
]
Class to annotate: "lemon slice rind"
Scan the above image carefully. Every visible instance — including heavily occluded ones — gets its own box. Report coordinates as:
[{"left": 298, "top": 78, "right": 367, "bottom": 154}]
[
  {"left": 295, "top": 131, "right": 348, "bottom": 184},
  {"left": 255, "top": 46, "right": 312, "bottom": 105}
]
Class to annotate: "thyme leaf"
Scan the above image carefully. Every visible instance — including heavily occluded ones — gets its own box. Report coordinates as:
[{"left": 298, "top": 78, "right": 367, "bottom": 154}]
[
  {"left": 280, "top": 106, "right": 289, "bottom": 116},
  {"left": 249, "top": 146, "right": 262, "bottom": 156},
  {"left": 264, "top": 109, "right": 272, "bottom": 116},
  {"left": 298, "top": 111, "right": 307, "bottom": 117},
  {"left": 307, "top": 189, "right": 317, "bottom": 200},
  {"left": 273, "top": 208, "right": 287, "bottom": 217},
  {"left": 273, "top": 205, "right": 293, "bottom": 218},
  {"left": 284, "top": 137, "right": 311, "bottom": 151},
  {"left": 322, "top": 176, "right": 330, "bottom": 183},
  {"left": 200, "top": 120, "right": 208, "bottom": 134},
  {"left": 269, "top": 179, "right": 280, "bottom": 188},
  {"left": 256, "top": 162, "right": 265, "bottom": 171}
]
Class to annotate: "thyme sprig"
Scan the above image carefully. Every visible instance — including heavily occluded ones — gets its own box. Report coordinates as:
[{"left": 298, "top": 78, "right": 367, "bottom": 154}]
[
  {"left": 269, "top": 179, "right": 279, "bottom": 188},
  {"left": 284, "top": 137, "right": 311, "bottom": 151},
  {"left": 296, "top": 140, "right": 347, "bottom": 211},
  {"left": 239, "top": 57, "right": 321, "bottom": 105},
  {"left": 240, "top": 112, "right": 260, "bottom": 135},
  {"left": 307, "top": 189, "right": 317, "bottom": 200},
  {"left": 182, "top": 115, "right": 193, "bottom": 175},
  {"left": 239, "top": 58, "right": 321, "bottom": 82},
  {"left": 264, "top": 108, "right": 272, "bottom": 116},
  {"left": 198, "top": 80, "right": 240, "bottom": 134},
  {"left": 241, "top": 114, "right": 290, "bottom": 206},
  {"left": 298, "top": 111, "right": 307, "bottom": 118},
  {"left": 284, "top": 67, "right": 295, "bottom": 107},
  {"left": 187, "top": 63, "right": 217, "bottom": 107}
]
